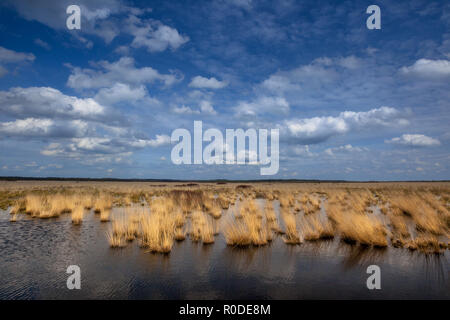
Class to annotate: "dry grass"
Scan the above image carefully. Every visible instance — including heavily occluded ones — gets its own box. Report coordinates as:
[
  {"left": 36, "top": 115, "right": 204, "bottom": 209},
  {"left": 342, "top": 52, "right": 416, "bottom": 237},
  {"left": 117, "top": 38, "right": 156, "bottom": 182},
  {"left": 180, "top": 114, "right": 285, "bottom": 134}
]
[
  {"left": 1, "top": 181, "right": 448, "bottom": 254},
  {"left": 100, "top": 209, "right": 111, "bottom": 222},
  {"left": 190, "top": 211, "right": 215, "bottom": 244},
  {"left": 107, "top": 229, "right": 125, "bottom": 248},
  {"left": 174, "top": 227, "right": 186, "bottom": 241},
  {"left": 224, "top": 199, "right": 271, "bottom": 246},
  {"left": 301, "top": 214, "right": 334, "bottom": 241},
  {"left": 339, "top": 213, "right": 387, "bottom": 247},
  {"left": 406, "top": 234, "right": 447, "bottom": 253},
  {"left": 224, "top": 220, "right": 252, "bottom": 246},
  {"left": 388, "top": 193, "right": 445, "bottom": 235},
  {"left": 140, "top": 212, "right": 175, "bottom": 254},
  {"left": 71, "top": 206, "right": 84, "bottom": 225},
  {"left": 94, "top": 194, "right": 113, "bottom": 214},
  {"left": 281, "top": 211, "right": 302, "bottom": 244}
]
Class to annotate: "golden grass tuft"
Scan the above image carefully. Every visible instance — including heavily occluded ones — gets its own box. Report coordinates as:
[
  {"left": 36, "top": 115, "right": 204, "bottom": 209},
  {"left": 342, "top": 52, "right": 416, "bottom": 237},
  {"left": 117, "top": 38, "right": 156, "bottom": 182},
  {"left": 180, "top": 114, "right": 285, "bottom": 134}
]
[
  {"left": 281, "top": 211, "right": 302, "bottom": 244},
  {"left": 302, "top": 214, "right": 334, "bottom": 241},
  {"left": 100, "top": 209, "right": 111, "bottom": 222},
  {"left": 107, "top": 229, "right": 125, "bottom": 248},
  {"left": 339, "top": 212, "right": 387, "bottom": 247},
  {"left": 71, "top": 206, "right": 84, "bottom": 225},
  {"left": 190, "top": 211, "right": 215, "bottom": 244},
  {"left": 223, "top": 219, "right": 252, "bottom": 246},
  {"left": 140, "top": 210, "right": 175, "bottom": 253},
  {"left": 174, "top": 227, "right": 186, "bottom": 241}
]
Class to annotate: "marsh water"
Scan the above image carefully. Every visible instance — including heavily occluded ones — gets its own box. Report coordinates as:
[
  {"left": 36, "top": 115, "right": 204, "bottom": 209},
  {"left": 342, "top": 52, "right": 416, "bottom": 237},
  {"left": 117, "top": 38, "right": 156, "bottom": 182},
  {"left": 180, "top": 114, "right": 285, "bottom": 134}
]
[{"left": 0, "top": 206, "right": 448, "bottom": 300}]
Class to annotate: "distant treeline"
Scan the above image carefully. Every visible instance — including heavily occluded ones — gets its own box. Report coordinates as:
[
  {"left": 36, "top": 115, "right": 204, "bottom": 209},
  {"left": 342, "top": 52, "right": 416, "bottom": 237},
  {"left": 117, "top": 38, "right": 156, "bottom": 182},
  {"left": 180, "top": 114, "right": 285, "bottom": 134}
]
[{"left": 0, "top": 176, "right": 448, "bottom": 183}]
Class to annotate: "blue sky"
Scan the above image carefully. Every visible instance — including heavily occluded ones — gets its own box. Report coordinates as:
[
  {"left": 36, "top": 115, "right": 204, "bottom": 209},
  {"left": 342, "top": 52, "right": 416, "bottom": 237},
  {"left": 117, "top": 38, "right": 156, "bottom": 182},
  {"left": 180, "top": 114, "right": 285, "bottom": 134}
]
[{"left": 0, "top": 0, "right": 449, "bottom": 180}]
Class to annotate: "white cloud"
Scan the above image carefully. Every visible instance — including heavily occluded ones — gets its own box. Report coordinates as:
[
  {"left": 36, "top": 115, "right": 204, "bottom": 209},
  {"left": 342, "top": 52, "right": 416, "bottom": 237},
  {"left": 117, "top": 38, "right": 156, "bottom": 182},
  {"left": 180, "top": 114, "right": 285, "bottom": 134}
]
[
  {"left": 189, "top": 76, "right": 228, "bottom": 89},
  {"left": 41, "top": 134, "right": 170, "bottom": 158},
  {"left": 261, "top": 75, "right": 298, "bottom": 92},
  {"left": 336, "top": 55, "right": 362, "bottom": 69},
  {"left": 385, "top": 134, "right": 441, "bottom": 147},
  {"left": 261, "top": 55, "right": 363, "bottom": 94},
  {"left": 126, "top": 16, "right": 189, "bottom": 52},
  {"left": 199, "top": 100, "right": 217, "bottom": 115},
  {"left": 94, "top": 83, "right": 150, "bottom": 104},
  {"left": 7, "top": 0, "right": 124, "bottom": 43},
  {"left": 172, "top": 100, "right": 217, "bottom": 115},
  {"left": 173, "top": 105, "right": 200, "bottom": 115},
  {"left": 283, "top": 106, "right": 408, "bottom": 144},
  {"left": 34, "top": 38, "right": 51, "bottom": 50},
  {"left": 0, "top": 46, "right": 35, "bottom": 63},
  {"left": 292, "top": 145, "right": 317, "bottom": 158},
  {"left": 0, "top": 118, "right": 88, "bottom": 138},
  {"left": 67, "top": 57, "right": 181, "bottom": 90},
  {"left": 400, "top": 59, "right": 450, "bottom": 78},
  {"left": 234, "top": 96, "right": 289, "bottom": 117},
  {"left": 0, "top": 87, "right": 106, "bottom": 120},
  {"left": 324, "top": 144, "right": 367, "bottom": 156},
  {"left": 114, "top": 45, "right": 130, "bottom": 55},
  {"left": 0, "top": 46, "right": 35, "bottom": 77}
]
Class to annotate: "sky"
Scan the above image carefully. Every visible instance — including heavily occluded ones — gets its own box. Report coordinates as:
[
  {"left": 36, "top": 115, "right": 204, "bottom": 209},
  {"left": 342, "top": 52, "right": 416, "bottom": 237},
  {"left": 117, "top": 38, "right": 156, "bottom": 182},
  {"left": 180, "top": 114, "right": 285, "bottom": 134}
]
[{"left": 0, "top": 0, "right": 449, "bottom": 180}]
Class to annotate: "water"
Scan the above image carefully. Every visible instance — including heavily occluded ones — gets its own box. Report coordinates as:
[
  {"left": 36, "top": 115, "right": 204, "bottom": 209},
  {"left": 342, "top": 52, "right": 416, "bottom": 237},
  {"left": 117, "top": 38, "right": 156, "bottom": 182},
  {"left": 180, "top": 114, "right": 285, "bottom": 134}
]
[{"left": 0, "top": 209, "right": 448, "bottom": 299}]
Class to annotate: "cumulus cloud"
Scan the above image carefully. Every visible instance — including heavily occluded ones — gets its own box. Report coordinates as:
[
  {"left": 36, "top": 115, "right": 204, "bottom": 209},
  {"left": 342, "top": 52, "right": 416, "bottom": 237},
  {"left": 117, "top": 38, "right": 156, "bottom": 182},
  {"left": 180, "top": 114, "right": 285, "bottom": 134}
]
[
  {"left": 66, "top": 57, "right": 181, "bottom": 90},
  {"left": 0, "top": 118, "right": 89, "bottom": 138},
  {"left": 126, "top": 15, "right": 189, "bottom": 52},
  {"left": 385, "top": 134, "right": 441, "bottom": 147},
  {"left": 0, "top": 83, "right": 170, "bottom": 163},
  {"left": 291, "top": 145, "right": 317, "bottom": 158},
  {"left": 199, "top": 100, "right": 217, "bottom": 115},
  {"left": 234, "top": 96, "right": 289, "bottom": 117},
  {"left": 172, "top": 100, "right": 217, "bottom": 115},
  {"left": 173, "top": 105, "right": 199, "bottom": 115},
  {"left": 0, "top": 46, "right": 35, "bottom": 63},
  {"left": 283, "top": 106, "right": 408, "bottom": 144},
  {"left": 324, "top": 144, "right": 367, "bottom": 156},
  {"left": 261, "top": 55, "right": 364, "bottom": 96},
  {"left": 7, "top": 1, "right": 189, "bottom": 51},
  {"left": 6, "top": 0, "right": 124, "bottom": 43},
  {"left": 400, "top": 59, "right": 450, "bottom": 78},
  {"left": 262, "top": 55, "right": 361, "bottom": 90},
  {"left": 94, "top": 83, "right": 151, "bottom": 105},
  {"left": 0, "top": 46, "right": 35, "bottom": 77},
  {"left": 41, "top": 134, "right": 170, "bottom": 158},
  {"left": 189, "top": 76, "right": 228, "bottom": 89},
  {"left": 0, "top": 87, "right": 107, "bottom": 121}
]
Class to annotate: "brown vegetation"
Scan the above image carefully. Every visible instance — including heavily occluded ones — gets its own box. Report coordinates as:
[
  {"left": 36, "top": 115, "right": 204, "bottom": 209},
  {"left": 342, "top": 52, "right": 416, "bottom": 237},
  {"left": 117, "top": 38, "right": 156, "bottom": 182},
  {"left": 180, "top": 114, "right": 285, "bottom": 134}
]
[{"left": 1, "top": 181, "right": 448, "bottom": 254}]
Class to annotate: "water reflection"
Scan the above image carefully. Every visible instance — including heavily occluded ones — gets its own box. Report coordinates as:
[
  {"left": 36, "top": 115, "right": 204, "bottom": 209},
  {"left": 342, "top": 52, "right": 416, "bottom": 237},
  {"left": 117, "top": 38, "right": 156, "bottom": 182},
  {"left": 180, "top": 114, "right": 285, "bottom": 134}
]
[
  {"left": 0, "top": 210, "right": 448, "bottom": 299},
  {"left": 339, "top": 244, "right": 388, "bottom": 270}
]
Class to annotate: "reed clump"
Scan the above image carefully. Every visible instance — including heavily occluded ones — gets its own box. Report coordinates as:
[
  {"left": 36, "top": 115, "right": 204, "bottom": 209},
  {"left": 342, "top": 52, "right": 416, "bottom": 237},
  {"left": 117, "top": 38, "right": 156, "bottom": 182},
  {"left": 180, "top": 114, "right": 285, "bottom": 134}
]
[
  {"left": 388, "top": 193, "right": 445, "bottom": 236},
  {"left": 281, "top": 211, "right": 302, "bottom": 244},
  {"left": 71, "top": 206, "right": 84, "bottom": 225},
  {"left": 224, "top": 199, "right": 271, "bottom": 246},
  {"left": 107, "top": 229, "right": 125, "bottom": 248},
  {"left": 190, "top": 211, "right": 215, "bottom": 244},
  {"left": 302, "top": 214, "right": 334, "bottom": 241},
  {"left": 140, "top": 210, "right": 175, "bottom": 254},
  {"left": 339, "top": 212, "right": 387, "bottom": 247}
]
